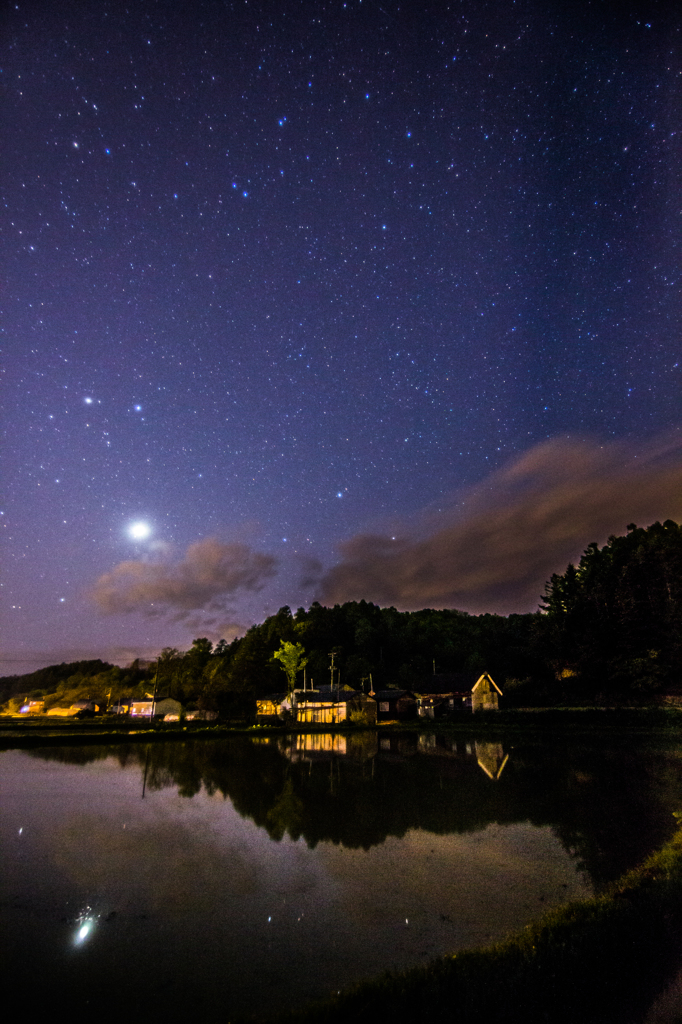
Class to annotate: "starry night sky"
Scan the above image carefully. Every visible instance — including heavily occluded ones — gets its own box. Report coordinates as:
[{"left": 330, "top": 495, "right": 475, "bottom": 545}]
[{"left": 3, "top": 0, "right": 681, "bottom": 674}]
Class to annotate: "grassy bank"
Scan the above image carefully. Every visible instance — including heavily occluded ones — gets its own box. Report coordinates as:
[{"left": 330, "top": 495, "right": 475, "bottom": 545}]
[
  {"left": 267, "top": 822, "right": 682, "bottom": 1024},
  {"left": 0, "top": 717, "right": 259, "bottom": 749},
  {"left": 2, "top": 705, "right": 682, "bottom": 749}
]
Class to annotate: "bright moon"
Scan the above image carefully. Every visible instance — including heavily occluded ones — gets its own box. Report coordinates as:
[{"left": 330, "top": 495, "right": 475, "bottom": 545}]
[{"left": 129, "top": 521, "right": 151, "bottom": 540}]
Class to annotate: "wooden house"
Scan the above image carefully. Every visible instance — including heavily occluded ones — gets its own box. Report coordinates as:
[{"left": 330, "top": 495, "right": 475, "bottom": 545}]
[
  {"left": 413, "top": 671, "right": 502, "bottom": 714},
  {"left": 295, "top": 690, "right": 377, "bottom": 725},
  {"left": 154, "top": 697, "right": 183, "bottom": 718},
  {"left": 370, "top": 689, "right": 417, "bottom": 721},
  {"left": 412, "top": 673, "right": 473, "bottom": 717},
  {"left": 256, "top": 693, "right": 288, "bottom": 720},
  {"left": 130, "top": 700, "right": 154, "bottom": 717},
  {"left": 471, "top": 673, "right": 502, "bottom": 711}
]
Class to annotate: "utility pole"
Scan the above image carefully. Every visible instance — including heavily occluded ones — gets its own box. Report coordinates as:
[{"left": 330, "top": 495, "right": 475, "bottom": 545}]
[
  {"left": 151, "top": 659, "right": 160, "bottom": 724},
  {"left": 329, "top": 651, "right": 336, "bottom": 724}
]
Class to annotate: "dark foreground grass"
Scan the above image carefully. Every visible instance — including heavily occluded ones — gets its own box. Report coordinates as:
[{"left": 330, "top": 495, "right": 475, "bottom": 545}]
[{"left": 267, "top": 822, "right": 682, "bottom": 1024}]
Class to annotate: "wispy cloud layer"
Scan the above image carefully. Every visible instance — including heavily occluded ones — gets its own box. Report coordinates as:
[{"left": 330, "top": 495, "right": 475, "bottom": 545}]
[
  {"left": 319, "top": 435, "right": 682, "bottom": 614},
  {"left": 92, "top": 538, "right": 278, "bottom": 616}
]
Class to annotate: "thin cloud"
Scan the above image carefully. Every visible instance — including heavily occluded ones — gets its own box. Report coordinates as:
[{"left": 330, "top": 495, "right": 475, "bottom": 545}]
[
  {"left": 319, "top": 434, "right": 682, "bottom": 614},
  {"left": 92, "top": 538, "right": 278, "bottom": 616}
]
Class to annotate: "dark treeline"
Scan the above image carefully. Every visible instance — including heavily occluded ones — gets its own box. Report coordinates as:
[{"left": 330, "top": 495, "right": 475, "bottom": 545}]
[
  {"left": 540, "top": 519, "right": 682, "bottom": 698},
  {"left": 3, "top": 520, "right": 681, "bottom": 712}
]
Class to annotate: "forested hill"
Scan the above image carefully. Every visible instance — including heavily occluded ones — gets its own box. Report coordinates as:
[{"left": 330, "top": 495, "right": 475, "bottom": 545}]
[
  {"left": 0, "top": 658, "right": 150, "bottom": 709},
  {"left": 3, "top": 520, "right": 681, "bottom": 712}
]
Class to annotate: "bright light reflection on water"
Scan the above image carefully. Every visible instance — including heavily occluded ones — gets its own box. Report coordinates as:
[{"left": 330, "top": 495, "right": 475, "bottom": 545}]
[{"left": 75, "top": 919, "right": 93, "bottom": 944}]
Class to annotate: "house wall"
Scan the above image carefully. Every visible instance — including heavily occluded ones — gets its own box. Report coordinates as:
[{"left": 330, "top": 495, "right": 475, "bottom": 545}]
[
  {"left": 472, "top": 678, "right": 500, "bottom": 711},
  {"left": 296, "top": 703, "right": 348, "bottom": 724},
  {"left": 130, "top": 701, "right": 154, "bottom": 716},
  {"left": 155, "top": 698, "right": 182, "bottom": 716}
]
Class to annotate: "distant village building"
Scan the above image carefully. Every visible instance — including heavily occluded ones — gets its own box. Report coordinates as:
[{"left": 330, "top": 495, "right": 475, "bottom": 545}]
[
  {"left": 412, "top": 672, "right": 473, "bottom": 717},
  {"left": 18, "top": 699, "right": 45, "bottom": 715},
  {"left": 71, "top": 700, "right": 101, "bottom": 713},
  {"left": 130, "top": 700, "right": 154, "bottom": 717},
  {"left": 130, "top": 697, "right": 184, "bottom": 718},
  {"left": 295, "top": 689, "right": 377, "bottom": 725},
  {"left": 154, "top": 697, "right": 183, "bottom": 718},
  {"left": 46, "top": 700, "right": 102, "bottom": 717},
  {"left": 413, "top": 672, "right": 502, "bottom": 715},
  {"left": 471, "top": 673, "right": 503, "bottom": 712},
  {"left": 369, "top": 689, "right": 417, "bottom": 721},
  {"left": 256, "top": 693, "right": 289, "bottom": 720}
]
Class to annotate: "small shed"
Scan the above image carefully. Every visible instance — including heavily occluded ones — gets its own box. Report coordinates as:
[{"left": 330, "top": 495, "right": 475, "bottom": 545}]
[
  {"left": 370, "top": 689, "right": 417, "bottom": 721},
  {"left": 154, "top": 697, "right": 183, "bottom": 718},
  {"left": 471, "top": 673, "right": 503, "bottom": 711},
  {"left": 69, "top": 700, "right": 102, "bottom": 716},
  {"left": 414, "top": 671, "right": 502, "bottom": 713},
  {"left": 413, "top": 674, "right": 472, "bottom": 717}
]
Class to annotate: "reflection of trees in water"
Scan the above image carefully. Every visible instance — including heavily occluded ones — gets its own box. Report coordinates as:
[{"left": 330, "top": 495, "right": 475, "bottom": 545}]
[
  {"left": 24, "top": 733, "right": 682, "bottom": 887},
  {"left": 266, "top": 776, "right": 304, "bottom": 841},
  {"left": 25, "top": 744, "right": 113, "bottom": 766},
  {"left": 520, "top": 739, "right": 682, "bottom": 889}
]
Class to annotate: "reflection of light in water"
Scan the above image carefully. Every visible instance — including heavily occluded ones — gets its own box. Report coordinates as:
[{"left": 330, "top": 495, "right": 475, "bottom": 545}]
[{"left": 73, "top": 907, "right": 97, "bottom": 946}]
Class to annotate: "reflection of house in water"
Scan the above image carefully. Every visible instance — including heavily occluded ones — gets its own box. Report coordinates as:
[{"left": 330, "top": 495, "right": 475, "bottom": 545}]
[
  {"left": 418, "top": 733, "right": 438, "bottom": 751},
  {"left": 294, "top": 733, "right": 347, "bottom": 756},
  {"left": 277, "top": 731, "right": 377, "bottom": 763},
  {"left": 475, "top": 741, "right": 509, "bottom": 780},
  {"left": 390, "top": 732, "right": 511, "bottom": 780},
  {"left": 271, "top": 728, "right": 511, "bottom": 777}
]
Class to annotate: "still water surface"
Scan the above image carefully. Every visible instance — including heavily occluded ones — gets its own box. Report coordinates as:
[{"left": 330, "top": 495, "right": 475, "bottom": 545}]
[{"left": 2, "top": 730, "right": 682, "bottom": 1021}]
